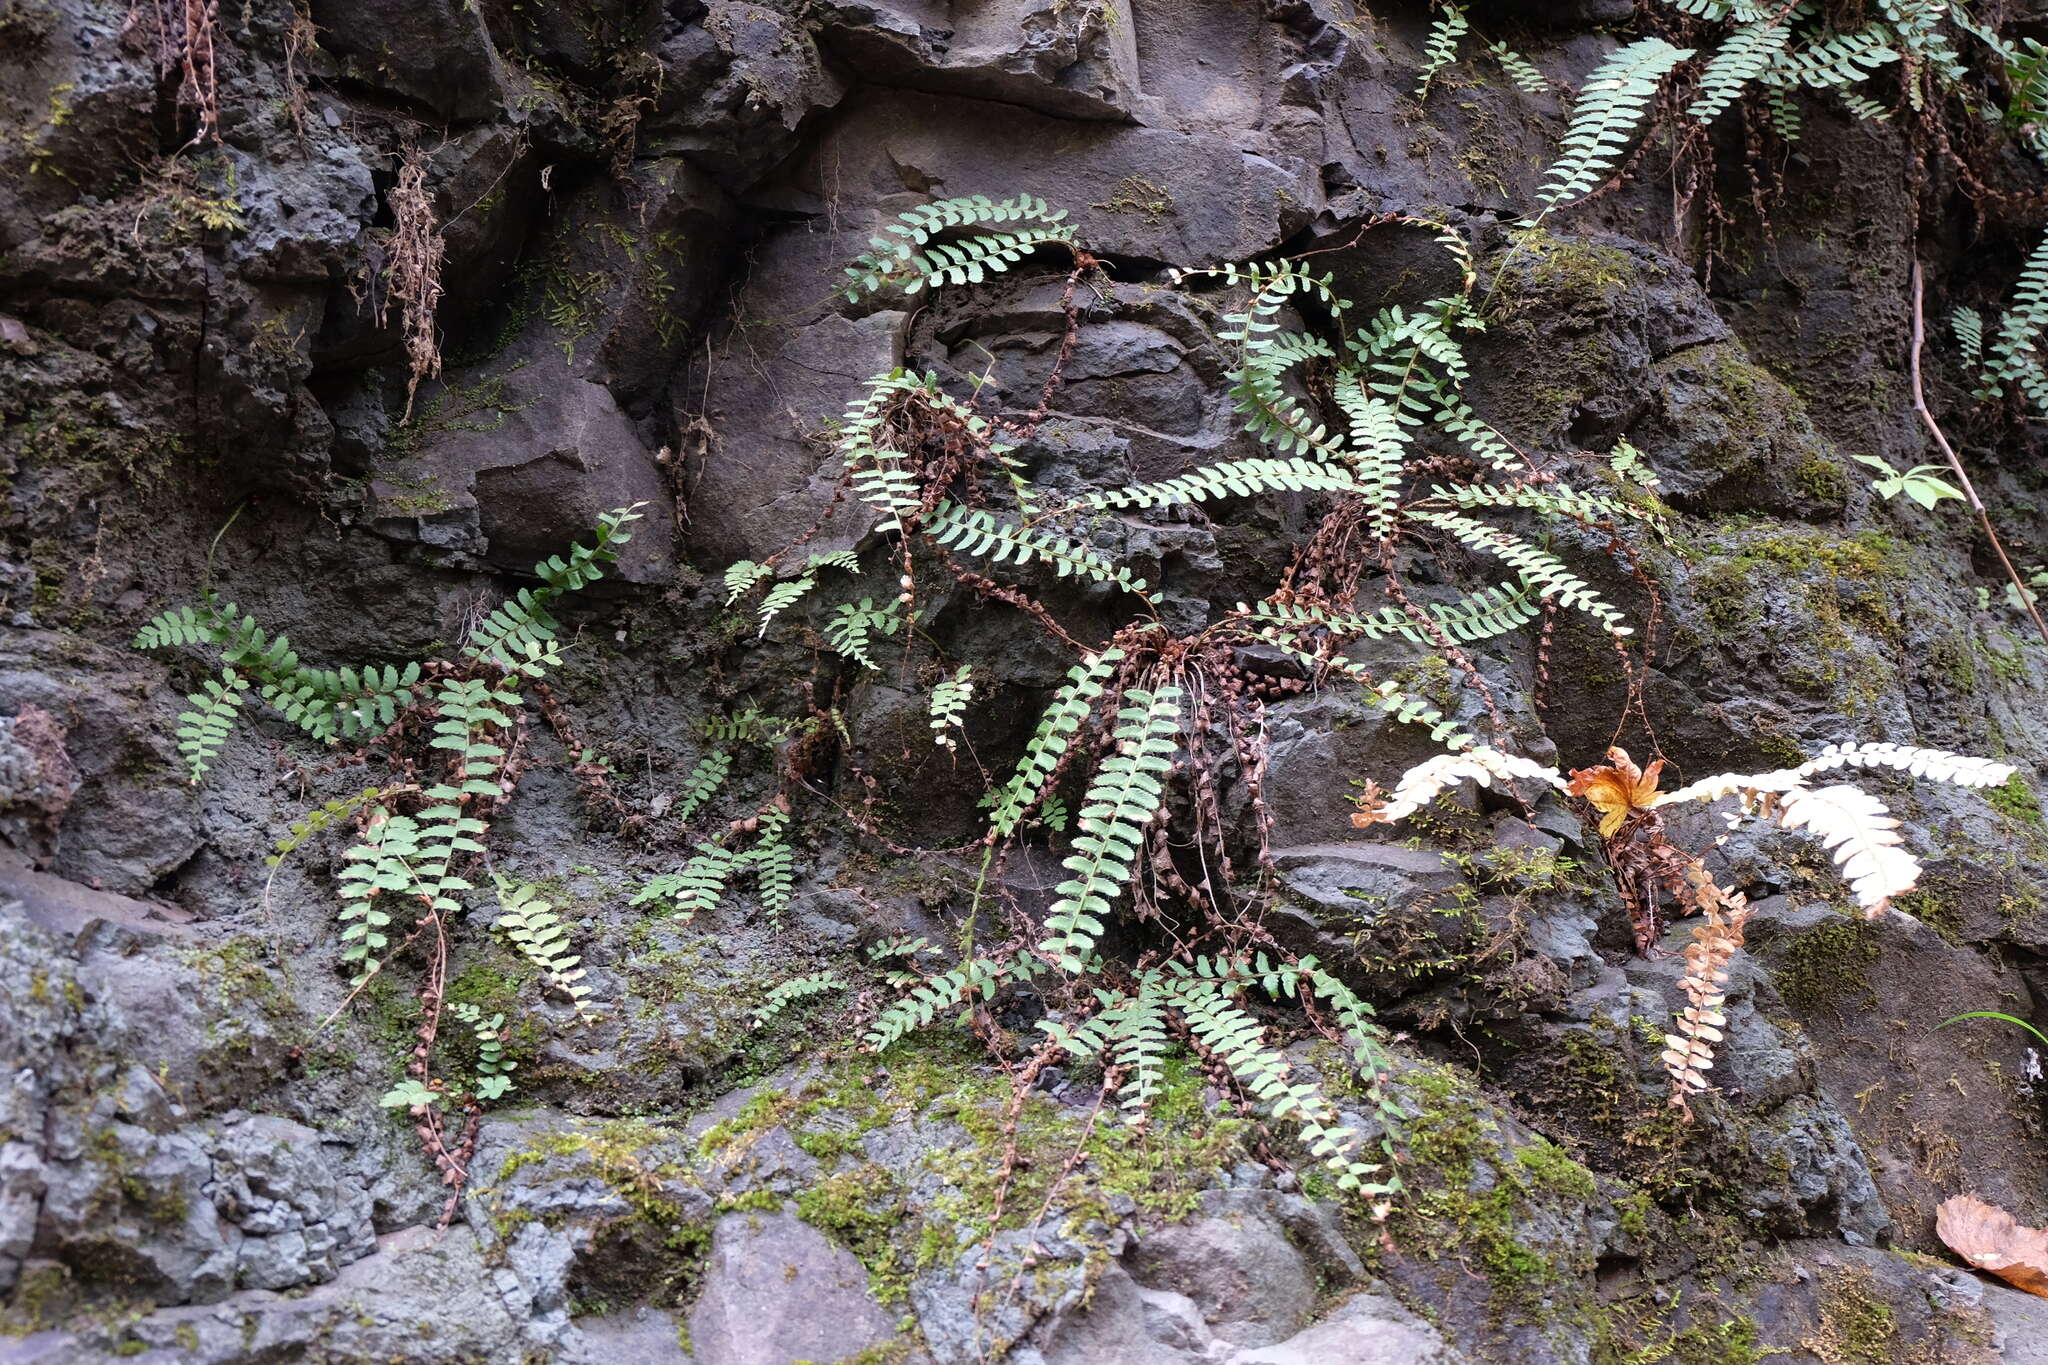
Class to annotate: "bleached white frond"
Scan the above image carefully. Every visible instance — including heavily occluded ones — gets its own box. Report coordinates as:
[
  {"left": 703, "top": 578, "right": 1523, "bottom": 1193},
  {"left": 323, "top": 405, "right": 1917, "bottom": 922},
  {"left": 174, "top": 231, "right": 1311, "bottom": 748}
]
[
  {"left": 1768, "top": 783, "right": 1921, "bottom": 914},
  {"left": 1794, "top": 742, "right": 2017, "bottom": 789},
  {"left": 1362, "top": 746, "right": 1565, "bottom": 825},
  {"left": 1651, "top": 768, "right": 1807, "bottom": 808}
]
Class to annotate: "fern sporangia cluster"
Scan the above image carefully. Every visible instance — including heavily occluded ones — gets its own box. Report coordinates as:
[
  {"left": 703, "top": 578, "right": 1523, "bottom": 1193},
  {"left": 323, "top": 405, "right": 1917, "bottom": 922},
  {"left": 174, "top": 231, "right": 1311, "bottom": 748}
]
[
  {"left": 135, "top": 505, "right": 645, "bottom": 1218},
  {"left": 695, "top": 181, "right": 1694, "bottom": 1205},
  {"left": 1356, "top": 741, "right": 2015, "bottom": 1112}
]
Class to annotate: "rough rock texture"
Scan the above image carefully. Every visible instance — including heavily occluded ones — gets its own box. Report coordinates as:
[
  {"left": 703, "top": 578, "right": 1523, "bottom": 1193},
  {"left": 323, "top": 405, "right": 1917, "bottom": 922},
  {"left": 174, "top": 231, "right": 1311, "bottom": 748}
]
[{"left": 2, "top": 2, "right": 2046, "bottom": 1363}]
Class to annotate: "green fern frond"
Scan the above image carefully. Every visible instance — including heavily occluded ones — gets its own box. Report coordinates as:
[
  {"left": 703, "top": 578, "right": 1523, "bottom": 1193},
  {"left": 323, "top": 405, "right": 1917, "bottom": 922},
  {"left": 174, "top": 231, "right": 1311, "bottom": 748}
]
[
  {"left": 1687, "top": 15, "right": 1793, "bottom": 123},
  {"left": 923, "top": 501, "right": 1147, "bottom": 594},
  {"left": 989, "top": 649, "right": 1123, "bottom": 841},
  {"left": 1413, "top": 510, "right": 1633, "bottom": 635},
  {"left": 1041, "top": 687, "right": 1182, "bottom": 971},
  {"left": 1771, "top": 27, "right": 1898, "bottom": 90},
  {"left": 753, "top": 971, "right": 847, "bottom": 1028},
  {"left": 1490, "top": 42, "right": 1548, "bottom": 95},
  {"left": 1538, "top": 37, "right": 1695, "bottom": 210},
  {"left": 1248, "top": 580, "right": 1542, "bottom": 646},
  {"left": 1058, "top": 457, "right": 1369, "bottom": 513},
  {"left": 1952, "top": 306, "right": 1984, "bottom": 370},
  {"left": 176, "top": 668, "right": 250, "bottom": 783},
  {"left": 930, "top": 666, "right": 974, "bottom": 750},
  {"left": 672, "top": 750, "right": 731, "bottom": 825},
  {"left": 826, "top": 598, "right": 903, "bottom": 670},
  {"left": 493, "top": 876, "right": 600, "bottom": 1023},
  {"left": 843, "top": 194, "right": 1076, "bottom": 299},
  {"left": 1416, "top": 2, "right": 1469, "bottom": 97},
  {"left": 632, "top": 843, "right": 736, "bottom": 919}
]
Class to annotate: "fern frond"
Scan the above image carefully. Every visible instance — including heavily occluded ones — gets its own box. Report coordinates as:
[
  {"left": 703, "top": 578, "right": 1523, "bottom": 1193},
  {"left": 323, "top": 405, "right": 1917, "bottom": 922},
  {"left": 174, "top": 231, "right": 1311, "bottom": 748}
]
[
  {"left": 752, "top": 971, "right": 846, "bottom": 1028},
  {"left": 743, "top": 807, "right": 796, "bottom": 918},
  {"left": 863, "top": 955, "right": 1017, "bottom": 1052},
  {"left": 930, "top": 666, "right": 974, "bottom": 750},
  {"left": 1413, "top": 510, "right": 1633, "bottom": 634},
  {"left": 756, "top": 575, "right": 819, "bottom": 636},
  {"left": 1058, "top": 457, "right": 1369, "bottom": 513},
  {"left": 1952, "top": 306, "right": 1984, "bottom": 369},
  {"left": 1416, "top": 2, "right": 1469, "bottom": 97},
  {"left": 724, "top": 560, "right": 772, "bottom": 604},
  {"left": 1793, "top": 742, "right": 2017, "bottom": 788},
  {"left": 1772, "top": 26, "right": 1898, "bottom": 89},
  {"left": 1538, "top": 37, "right": 1694, "bottom": 210},
  {"left": 1041, "top": 687, "right": 1182, "bottom": 971},
  {"left": 826, "top": 598, "right": 902, "bottom": 670},
  {"left": 1428, "top": 479, "right": 1654, "bottom": 524},
  {"left": 989, "top": 649, "right": 1123, "bottom": 841},
  {"left": 175, "top": 669, "right": 249, "bottom": 783},
  {"left": 632, "top": 843, "right": 736, "bottom": 919},
  {"left": 843, "top": 195, "right": 1076, "bottom": 299},
  {"left": 923, "top": 501, "right": 1147, "bottom": 593},
  {"left": 671, "top": 750, "right": 731, "bottom": 825},
  {"left": 1688, "top": 15, "right": 1792, "bottom": 123},
  {"left": 493, "top": 876, "right": 600, "bottom": 1023},
  {"left": 1248, "top": 581, "right": 1542, "bottom": 646},
  {"left": 1490, "top": 42, "right": 1548, "bottom": 95},
  {"left": 1769, "top": 783, "right": 1920, "bottom": 913},
  {"left": 1355, "top": 745, "right": 1566, "bottom": 825}
]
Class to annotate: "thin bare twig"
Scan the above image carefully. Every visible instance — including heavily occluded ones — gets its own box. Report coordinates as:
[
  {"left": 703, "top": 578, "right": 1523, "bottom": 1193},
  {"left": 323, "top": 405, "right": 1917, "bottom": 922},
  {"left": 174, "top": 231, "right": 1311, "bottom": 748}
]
[{"left": 1908, "top": 261, "right": 2048, "bottom": 649}]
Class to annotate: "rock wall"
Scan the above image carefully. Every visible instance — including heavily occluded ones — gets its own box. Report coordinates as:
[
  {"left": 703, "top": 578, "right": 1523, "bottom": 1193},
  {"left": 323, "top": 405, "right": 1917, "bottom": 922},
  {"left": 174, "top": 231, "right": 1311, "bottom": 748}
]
[{"left": 2, "top": 2, "right": 2047, "bottom": 1362}]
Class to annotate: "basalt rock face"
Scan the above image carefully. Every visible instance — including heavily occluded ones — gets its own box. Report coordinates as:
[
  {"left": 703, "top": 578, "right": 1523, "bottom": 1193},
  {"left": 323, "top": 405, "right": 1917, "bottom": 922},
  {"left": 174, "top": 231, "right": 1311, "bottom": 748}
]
[{"left": 2, "top": 2, "right": 2046, "bottom": 1363}]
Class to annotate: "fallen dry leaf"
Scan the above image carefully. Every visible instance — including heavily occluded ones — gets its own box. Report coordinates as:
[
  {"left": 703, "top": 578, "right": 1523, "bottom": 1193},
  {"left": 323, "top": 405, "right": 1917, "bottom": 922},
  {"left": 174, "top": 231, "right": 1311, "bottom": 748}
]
[
  {"left": 1936, "top": 1193, "right": 2048, "bottom": 1299},
  {"left": 1565, "top": 746, "right": 1666, "bottom": 838}
]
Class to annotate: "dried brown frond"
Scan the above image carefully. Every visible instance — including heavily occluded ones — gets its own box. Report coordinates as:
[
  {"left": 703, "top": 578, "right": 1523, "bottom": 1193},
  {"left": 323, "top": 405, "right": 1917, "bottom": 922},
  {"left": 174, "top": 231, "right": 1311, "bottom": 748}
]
[{"left": 378, "top": 145, "right": 446, "bottom": 421}]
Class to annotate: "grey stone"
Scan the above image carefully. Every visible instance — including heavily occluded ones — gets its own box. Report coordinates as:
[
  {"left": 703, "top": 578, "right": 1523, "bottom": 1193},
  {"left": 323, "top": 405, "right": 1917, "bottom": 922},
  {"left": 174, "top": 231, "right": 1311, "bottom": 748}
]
[
  {"left": 688, "top": 1211, "right": 899, "bottom": 1365},
  {"left": 307, "top": 0, "right": 511, "bottom": 123},
  {"left": 1225, "top": 1290, "right": 1458, "bottom": 1365}
]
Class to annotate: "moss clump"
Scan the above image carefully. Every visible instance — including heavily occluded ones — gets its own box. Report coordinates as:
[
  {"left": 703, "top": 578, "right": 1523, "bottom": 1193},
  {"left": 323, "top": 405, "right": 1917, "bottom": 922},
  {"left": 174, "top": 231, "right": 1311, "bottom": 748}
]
[
  {"left": 1802, "top": 1268, "right": 1897, "bottom": 1365},
  {"left": 794, "top": 1165, "right": 911, "bottom": 1303},
  {"left": 1770, "top": 917, "right": 1882, "bottom": 1014},
  {"left": 1090, "top": 175, "right": 1175, "bottom": 221},
  {"left": 1791, "top": 454, "right": 1849, "bottom": 505},
  {"left": 1669, "top": 1315, "right": 1769, "bottom": 1365},
  {"left": 1986, "top": 775, "right": 2042, "bottom": 826},
  {"left": 1385, "top": 1065, "right": 1602, "bottom": 1325}
]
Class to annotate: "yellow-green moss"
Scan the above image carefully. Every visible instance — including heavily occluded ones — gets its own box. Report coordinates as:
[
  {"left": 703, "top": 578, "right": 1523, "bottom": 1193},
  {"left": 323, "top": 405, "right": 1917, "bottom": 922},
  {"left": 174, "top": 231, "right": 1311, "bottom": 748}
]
[
  {"left": 1986, "top": 775, "right": 2042, "bottom": 826},
  {"left": 1770, "top": 917, "right": 1882, "bottom": 1014}
]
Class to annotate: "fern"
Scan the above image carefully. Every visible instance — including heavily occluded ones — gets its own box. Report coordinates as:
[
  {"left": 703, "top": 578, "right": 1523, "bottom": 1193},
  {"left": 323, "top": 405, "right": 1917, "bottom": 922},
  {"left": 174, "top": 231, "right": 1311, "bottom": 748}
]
[
  {"left": 267, "top": 786, "right": 391, "bottom": 866},
  {"left": 1058, "top": 457, "right": 1369, "bottom": 513},
  {"left": 1413, "top": 510, "right": 1633, "bottom": 635},
  {"left": 1773, "top": 27, "right": 1898, "bottom": 89},
  {"left": 176, "top": 669, "right": 248, "bottom": 782},
  {"left": 1041, "top": 687, "right": 1182, "bottom": 971},
  {"left": 1248, "top": 581, "right": 1542, "bottom": 647},
  {"left": 1688, "top": 14, "right": 1793, "bottom": 122},
  {"left": 724, "top": 560, "right": 772, "bottom": 604},
  {"left": 929, "top": 665, "right": 974, "bottom": 750},
  {"left": 631, "top": 843, "right": 736, "bottom": 920},
  {"left": 863, "top": 954, "right": 1020, "bottom": 1053},
  {"left": 1489, "top": 42, "right": 1548, "bottom": 95},
  {"left": 1952, "top": 306, "right": 1984, "bottom": 370},
  {"left": 923, "top": 501, "right": 1147, "bottom": 593},
  {"left": 988, "top": 649, "right": 1123, "bottom": 841},
  {"left": 826, "top": 598, "right": 902, "bottom": 670},
  {"left": 1538, "top": 38, "right": 1694, "bottom": 210},
  {"left": 493, "top": 877, "right": 599, "bottom": 1023},
  {"left": 753, "top": 972, "right": 847, "bottom": 1028},
  {"left": 1416, "top": 1, "right": 1469, "bottom": 97},
  {"left": 449, "top": 1001, "right": 515, "bottom": 1101},
  {"left": 671, "top": 750, "right": 732, "bottom": 825},
  {"left": 743, "top": 806, "right": 797, "bottom": 918},
  {"left": 1355, "top": 745, "right": 1567, "bottom": 826},
  {"left": 464, "top": 505, "right": 643, "bottom": 670},
  {"left": 1978, "top": 229, "right": 2048, "bottom": 414},
  {"left": 843, "top": 194, "right": 1076, "bottom": 299}
]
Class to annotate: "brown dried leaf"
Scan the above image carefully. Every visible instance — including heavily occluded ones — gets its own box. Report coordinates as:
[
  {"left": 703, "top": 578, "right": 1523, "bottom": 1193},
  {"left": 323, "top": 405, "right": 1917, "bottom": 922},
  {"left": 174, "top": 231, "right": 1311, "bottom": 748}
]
[
  {"left": 1565, "top": 746, "right": 1665, "bottom": 837},
  {"left": 1936, "top": 1194, "right": 2048, "bottom": 1298}
]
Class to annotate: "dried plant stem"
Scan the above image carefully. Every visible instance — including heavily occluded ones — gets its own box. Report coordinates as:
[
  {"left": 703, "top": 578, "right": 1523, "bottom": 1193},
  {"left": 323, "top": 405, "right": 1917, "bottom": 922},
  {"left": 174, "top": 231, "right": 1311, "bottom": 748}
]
[
  {"left": 1909, "top": 261, "right": 2048, "bottom": 650},
  {"left": 381, "top": 145, "right": 446, "bottom": 421}
]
